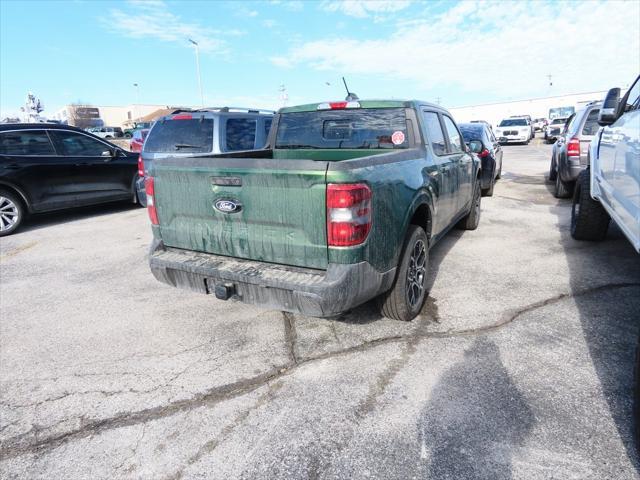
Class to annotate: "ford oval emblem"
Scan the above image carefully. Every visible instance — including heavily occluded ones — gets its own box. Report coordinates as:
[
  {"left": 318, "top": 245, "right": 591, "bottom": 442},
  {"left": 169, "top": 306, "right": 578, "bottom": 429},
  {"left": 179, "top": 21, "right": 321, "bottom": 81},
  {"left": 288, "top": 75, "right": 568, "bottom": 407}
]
[{"left": 214, "top": 199, "right": 242, "bottom": 214}]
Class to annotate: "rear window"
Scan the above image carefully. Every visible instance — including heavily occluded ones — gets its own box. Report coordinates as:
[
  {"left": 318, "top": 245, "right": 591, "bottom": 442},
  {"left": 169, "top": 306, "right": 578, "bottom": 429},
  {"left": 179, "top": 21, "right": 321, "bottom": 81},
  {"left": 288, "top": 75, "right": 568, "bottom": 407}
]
[
  {"left": 0, "top": 130, "right": 55, "bottom": 155},
  {"left": 499, "top": 119, "right": 527, "bottom": 127},
  {"left": 551, "top": 118, "right": 567, "bottom": 125},
  {"left": 582, "top": 109, "right": 600, "bottom": 135},
  {"left": 225, "top": 118, "right": 257, "bottom": 151},
  {"left": 144, "top": 118, "right": 214, "bottom": 153},
  {"left": 276, "top": 108, "right": 408, "bottom": 149},
  {"left": 459, "top": 125, "right": 483, "bottom": 141}
]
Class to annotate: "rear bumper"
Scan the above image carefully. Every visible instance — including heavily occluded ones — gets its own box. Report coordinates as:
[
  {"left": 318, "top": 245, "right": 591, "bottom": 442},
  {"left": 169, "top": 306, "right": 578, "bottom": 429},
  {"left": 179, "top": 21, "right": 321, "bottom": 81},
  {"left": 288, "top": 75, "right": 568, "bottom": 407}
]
[
  {"left": 148, "top": 239, "right": 396, "bottom": 317},
  {"left": 559, "top": 159, "right": 585, "bottom": 183}
]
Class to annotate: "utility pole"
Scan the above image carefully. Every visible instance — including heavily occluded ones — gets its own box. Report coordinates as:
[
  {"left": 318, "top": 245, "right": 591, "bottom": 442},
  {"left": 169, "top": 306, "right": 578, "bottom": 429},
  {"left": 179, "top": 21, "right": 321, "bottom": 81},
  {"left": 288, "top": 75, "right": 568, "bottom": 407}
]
[
  {"left": 133, "top": 83, "right": 140, "bottom": 121},
  {"left": 279, "top": 84, "right": 288, "bottom": 107},
  {"left": 435, "top": 96, "right": 441, "bottom": 105},
  {"left": 188, "top": 39, "right": 204, "bottom": 108},
  {"left": 547, "top": 74, "right": 553, "bottom": 87}
]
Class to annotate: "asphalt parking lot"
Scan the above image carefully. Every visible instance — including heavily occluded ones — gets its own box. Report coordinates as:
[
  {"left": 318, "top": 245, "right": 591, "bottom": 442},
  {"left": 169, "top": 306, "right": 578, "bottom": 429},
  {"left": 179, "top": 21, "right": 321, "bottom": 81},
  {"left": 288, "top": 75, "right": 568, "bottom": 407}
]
[{"left": 1, "top": 138, "right": 639, "bottom": 479}]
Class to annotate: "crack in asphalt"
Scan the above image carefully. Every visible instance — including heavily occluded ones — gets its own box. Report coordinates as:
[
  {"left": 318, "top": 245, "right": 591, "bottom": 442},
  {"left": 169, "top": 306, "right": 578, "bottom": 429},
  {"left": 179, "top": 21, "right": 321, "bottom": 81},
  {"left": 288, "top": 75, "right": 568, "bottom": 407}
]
[
  {"left": 2, "top": 282, "right": 639, "bottom": 461},
  {"left": 282, "top": 312, "right": 298, "bottom": 365}
]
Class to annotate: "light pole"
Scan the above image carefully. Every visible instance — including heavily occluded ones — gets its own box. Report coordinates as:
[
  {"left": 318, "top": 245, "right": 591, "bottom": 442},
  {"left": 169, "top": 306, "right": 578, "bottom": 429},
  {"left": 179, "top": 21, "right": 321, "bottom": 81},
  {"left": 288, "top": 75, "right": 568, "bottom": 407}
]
[
  {"left": 133, "top": 83, "right": 140, "bottom": 121},
  {"left": 188, "top": 38, "right": 204, "bottom": 107}
]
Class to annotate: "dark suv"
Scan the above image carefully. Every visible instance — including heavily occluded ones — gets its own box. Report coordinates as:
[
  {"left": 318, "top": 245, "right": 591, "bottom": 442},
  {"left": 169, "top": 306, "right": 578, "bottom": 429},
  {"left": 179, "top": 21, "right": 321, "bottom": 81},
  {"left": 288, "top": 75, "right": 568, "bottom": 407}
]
[
  {"left": 0, "top": 124, "right": 139, "bottom": 236},
  {"left": 548, "top": 102, "right": 601, "bottom": 198},
  {"left": 136, "top": 107, "right": 274, "bottom": 206}
]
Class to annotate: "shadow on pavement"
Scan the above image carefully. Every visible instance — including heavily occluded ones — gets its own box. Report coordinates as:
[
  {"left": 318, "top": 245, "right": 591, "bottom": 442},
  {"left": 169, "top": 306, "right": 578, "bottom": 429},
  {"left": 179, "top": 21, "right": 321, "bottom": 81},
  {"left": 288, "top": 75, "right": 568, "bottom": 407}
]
[
  {"left": 418, "top": 337, "right": 535, "bottom": 479},
  {"left": 335, "top": 227, "right": 464, "bottom": 325},
  {"left": 548, "top": 173, "right": 640, "bottom": 471},
  {"left": 16, "top": 201, "right": 142, "bottom": 234}
]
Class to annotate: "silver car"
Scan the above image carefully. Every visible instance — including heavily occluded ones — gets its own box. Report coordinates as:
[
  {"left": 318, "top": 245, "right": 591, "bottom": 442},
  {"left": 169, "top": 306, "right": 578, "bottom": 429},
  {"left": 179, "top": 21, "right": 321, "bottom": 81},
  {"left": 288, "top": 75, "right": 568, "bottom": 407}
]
[
  {"left": 548, "top": 102, "right": 601, "bottom": 198},
  {"left": 571, "top": 75, "right": 640, "bottom": 252}
]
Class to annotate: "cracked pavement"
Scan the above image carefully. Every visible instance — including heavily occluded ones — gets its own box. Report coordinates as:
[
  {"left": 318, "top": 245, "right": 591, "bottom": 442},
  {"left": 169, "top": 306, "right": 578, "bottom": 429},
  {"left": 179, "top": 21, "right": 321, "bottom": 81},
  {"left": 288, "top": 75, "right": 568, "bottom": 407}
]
[{"left": 1, "top": 140, "right": 639, "bottom": 479}]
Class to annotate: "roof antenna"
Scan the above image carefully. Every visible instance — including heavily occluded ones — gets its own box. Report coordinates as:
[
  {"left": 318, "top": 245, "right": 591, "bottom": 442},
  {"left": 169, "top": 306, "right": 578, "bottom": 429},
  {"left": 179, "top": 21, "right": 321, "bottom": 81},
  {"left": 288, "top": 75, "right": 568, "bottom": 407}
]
[{"left": 342, "top": 77, "right": 359, "bottom": 101}]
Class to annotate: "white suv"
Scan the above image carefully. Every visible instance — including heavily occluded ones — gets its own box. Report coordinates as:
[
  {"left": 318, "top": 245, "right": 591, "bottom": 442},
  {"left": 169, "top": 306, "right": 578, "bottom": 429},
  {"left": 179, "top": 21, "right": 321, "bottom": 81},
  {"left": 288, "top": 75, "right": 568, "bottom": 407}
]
[{"left": 571, "top": 75, "right": 640, "bottom": 252}]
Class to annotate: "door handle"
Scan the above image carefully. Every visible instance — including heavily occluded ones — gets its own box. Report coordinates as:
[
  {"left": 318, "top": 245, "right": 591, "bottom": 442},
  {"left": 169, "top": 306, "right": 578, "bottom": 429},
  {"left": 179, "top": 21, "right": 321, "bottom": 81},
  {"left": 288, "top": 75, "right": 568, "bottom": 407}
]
[
  {"left": 5, "top": 163, "right": 20, "bottom": 170},
  {"left": 75, "top": 162, "right": 90, "bottom": 166}
]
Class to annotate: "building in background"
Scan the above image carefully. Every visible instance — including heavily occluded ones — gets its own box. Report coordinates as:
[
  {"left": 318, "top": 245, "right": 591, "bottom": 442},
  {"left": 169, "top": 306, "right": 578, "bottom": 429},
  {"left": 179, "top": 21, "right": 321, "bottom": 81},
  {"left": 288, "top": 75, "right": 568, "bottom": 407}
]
[
  {"left": 448, "top": 90, "right": 609, "bottom": 127},
  {"left": 51, "top": 104, "right": 176, "bottom": 128}
]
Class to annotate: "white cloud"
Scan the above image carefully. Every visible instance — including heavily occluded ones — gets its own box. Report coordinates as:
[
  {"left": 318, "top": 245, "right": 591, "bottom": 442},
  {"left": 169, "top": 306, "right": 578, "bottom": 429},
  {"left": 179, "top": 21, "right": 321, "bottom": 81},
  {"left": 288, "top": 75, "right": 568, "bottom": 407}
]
[
  {"left": 270, "top": 1, "right": 304, "bottom": 11},
  {"left": 262, "top": 19, "right": 278, "bottom": 29},
  {"left": 320, "top": 0, "right": 412, "bottom": 18},
  {"left": 272, "top": 1, "right": 640, "bottom": 100},
  {"left": 104, "top": 0, "right": 242, "bottom": 54}
]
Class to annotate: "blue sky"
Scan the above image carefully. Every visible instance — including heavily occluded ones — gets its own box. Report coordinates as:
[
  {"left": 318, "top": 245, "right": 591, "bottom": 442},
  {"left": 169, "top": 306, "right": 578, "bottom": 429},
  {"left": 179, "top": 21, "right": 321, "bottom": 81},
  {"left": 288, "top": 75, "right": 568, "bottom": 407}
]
[{"left": 1, "top": 0, "right": 639, "bottom": 118}]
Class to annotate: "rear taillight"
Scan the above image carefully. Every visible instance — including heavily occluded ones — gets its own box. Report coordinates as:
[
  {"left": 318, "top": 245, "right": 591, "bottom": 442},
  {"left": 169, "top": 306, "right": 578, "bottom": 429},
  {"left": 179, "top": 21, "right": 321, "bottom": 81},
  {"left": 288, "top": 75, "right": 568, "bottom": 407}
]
[
  {"left": 327, "top": 183, "right": 372, "bottom": 246},
  {"left": 137, "top": 155, "right": 144, "bottom": 177},
  {"left": 478, "top": 149, "right": 490, "bottom": 158},
  {"left": 145, "top": 177, "right": 159, "bottom": 225},
  {"left": 567, "top": 137, "right": 580, "bottom": 157}
]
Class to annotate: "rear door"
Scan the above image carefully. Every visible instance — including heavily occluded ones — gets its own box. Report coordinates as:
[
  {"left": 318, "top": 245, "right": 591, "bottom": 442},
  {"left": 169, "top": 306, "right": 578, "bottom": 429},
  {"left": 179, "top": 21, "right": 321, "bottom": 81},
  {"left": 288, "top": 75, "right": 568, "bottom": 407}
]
[
  {"left": 441, "top": 115, "right": 472, "bottom": 214},
  {"left": 421, "top": 110, "right": 458, "bottom": 234},
  {"left": 0, "top": 129, "right": 79, "bottom": 211}
]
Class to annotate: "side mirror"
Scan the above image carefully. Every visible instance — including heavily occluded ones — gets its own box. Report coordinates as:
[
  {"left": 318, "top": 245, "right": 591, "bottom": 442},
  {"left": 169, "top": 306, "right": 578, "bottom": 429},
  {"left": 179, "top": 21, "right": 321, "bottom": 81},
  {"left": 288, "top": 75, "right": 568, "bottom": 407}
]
[
  {"left": 467, "top": 140, "right": 483, "bottom": 153},
  {"left": 598, "top": 87, "right": 621, "bottom": 126}
]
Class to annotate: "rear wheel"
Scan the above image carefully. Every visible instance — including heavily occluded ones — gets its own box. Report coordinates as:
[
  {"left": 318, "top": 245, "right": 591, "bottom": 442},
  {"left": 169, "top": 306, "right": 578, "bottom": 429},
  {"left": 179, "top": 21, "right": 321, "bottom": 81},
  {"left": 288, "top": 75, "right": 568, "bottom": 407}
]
[
  {"left": 481, "top": 177, "right": 494, "bottom": 197},
  {"left": 549, "top": 157, "right": 557, "bottom": 181},
  {"left": 571, "top": 170, "right": 609, "bottom": 241},
  {"left": 457, "top": 178, "right": 481, "bottom": 230},
  {"left": 495, "top": 160, "right": 502, "bottom": 180},
  {"left": 0, "top": 190, "right": 25, "bottom": 237},
  {"left": 554, "top": 171, "right": 572, "bottom": 198},
  {"left": 379, "top": 225, "right": 429, "bottom": 322}
]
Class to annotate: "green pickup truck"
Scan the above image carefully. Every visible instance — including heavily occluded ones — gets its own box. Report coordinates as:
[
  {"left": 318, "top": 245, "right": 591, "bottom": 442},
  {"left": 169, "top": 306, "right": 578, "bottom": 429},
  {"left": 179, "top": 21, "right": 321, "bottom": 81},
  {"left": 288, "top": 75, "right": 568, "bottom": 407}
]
[{"left": 146, "top": 100, "right": 482, "bottom": 321}]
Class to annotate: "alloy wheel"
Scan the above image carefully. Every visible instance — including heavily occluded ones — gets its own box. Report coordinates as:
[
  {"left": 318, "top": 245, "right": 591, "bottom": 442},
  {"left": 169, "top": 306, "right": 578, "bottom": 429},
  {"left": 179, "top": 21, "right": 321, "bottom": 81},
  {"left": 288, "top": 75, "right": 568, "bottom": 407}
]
[
  {"left": 406, "top": 239, "right": 427, "bottom": 308},
  {"left": 0, "top": 196, "right": 19, "bottom": 232}
]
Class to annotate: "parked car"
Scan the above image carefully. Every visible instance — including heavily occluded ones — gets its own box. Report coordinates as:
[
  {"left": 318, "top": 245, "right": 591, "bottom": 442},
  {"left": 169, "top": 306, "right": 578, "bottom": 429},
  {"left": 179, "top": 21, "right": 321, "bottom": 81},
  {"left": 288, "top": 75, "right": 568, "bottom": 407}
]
[
  {"left": 93, "top": 126, "right": 124, "bottom": 139},
  {"left": 0, "top": 124, "right": 140, "bottom": 236},
  {"left": 548, "top": 102, "right": 601, "bottom": 198},
  {"left": 145, "top": 99, "right": 482, "bottom": 321},
  {"left": 136, "top": 107, "right": 274, "bottom": 208},
  {"left": 495, "top": 117, "right": 531, "bottom": 144},
  {"left": 510, "top": 115, "right": 534, "bottom": 139},
  {"left": 124, "top": 122, "right": 152, "bottom": 138},
  {"left": 571, "top": 74, "right": 640, "bottom": 252},
  {"left": 459, "top": 122, "right": 503, "bottom": 196},
  {"left": 129, "top": 128, "right": 149, "bottom": 153},
  {"left": 533, "top": 118, "right": 548, "bottom": 131},
  {"left": 470, "top": 120, "right": 493, "bottom": 132},
  {"left": 544, "top": 117, "right": 568, "bottom": 143}
]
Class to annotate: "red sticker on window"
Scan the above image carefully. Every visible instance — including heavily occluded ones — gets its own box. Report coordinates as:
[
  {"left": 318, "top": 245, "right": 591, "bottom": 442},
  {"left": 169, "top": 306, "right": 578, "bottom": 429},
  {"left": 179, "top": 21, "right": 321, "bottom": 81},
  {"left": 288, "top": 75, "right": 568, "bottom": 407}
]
[{"left": 391, "top": 131, "right": 405, "bottom": 145}]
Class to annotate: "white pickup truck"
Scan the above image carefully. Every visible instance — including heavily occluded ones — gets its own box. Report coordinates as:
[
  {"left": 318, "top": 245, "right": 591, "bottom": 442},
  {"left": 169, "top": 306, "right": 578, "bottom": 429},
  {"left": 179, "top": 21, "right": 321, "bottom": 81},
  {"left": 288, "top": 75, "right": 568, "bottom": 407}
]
[{"left": 571, "top": 75, "right": 640, "bottom": 253}]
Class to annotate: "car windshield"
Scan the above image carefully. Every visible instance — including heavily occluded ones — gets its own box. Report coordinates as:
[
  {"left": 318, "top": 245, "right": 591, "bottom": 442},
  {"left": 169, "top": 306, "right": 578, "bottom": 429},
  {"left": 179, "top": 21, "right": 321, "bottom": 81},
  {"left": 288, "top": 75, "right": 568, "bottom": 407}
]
[
  {"left": 499, "top": 119, "right": 528, "bottom": 127},
  {"left": 275, "top": 108, "right": 408, "bottom": 149},
  {"left": 143, "top": 118, "right": 214, "bottom": 153}
]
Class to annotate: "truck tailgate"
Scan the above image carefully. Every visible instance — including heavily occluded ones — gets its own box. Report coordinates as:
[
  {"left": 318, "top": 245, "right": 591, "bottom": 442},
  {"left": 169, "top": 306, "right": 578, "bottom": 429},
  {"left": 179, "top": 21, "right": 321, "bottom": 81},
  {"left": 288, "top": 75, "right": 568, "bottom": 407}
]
[{"left": 152, "top": 157, "right": 329, "bottom": 270}]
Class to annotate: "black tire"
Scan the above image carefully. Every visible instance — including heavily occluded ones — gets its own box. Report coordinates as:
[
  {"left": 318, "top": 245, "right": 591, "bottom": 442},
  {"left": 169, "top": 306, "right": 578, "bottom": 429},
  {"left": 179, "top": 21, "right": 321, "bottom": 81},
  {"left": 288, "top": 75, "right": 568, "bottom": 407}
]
[
  {"left": 571, "top": 170, "right": 609, "bottom": 241},
  {"left": 379, "top": 225, "right": 429, "bottom": 322},
  {"left": 549, "top": 157, "right": 557, "bottom": 182},
  {"left": 457, "top": 178, "right": 481, "bottom": 230},
  {"left": 481, "top": 178, "right": 494, "bottom": 197},
  {"left": 554, "top": 171, "right": 572, "bottom": 198},
  {"left": 495, "top": 160, "right": 502, "bottom": 180},
  {"left": 0, "top": 189, "right": 25, "bottom": 237}
]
